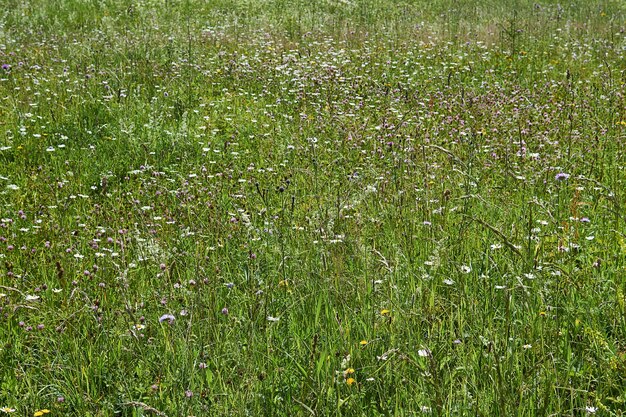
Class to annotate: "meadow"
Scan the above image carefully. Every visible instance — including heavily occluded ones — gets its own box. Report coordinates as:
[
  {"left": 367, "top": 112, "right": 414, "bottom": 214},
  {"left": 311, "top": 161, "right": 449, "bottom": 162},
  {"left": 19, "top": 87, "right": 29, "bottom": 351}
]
[{"left": 0, "top": 0, "right": 625, "bottom": 415}]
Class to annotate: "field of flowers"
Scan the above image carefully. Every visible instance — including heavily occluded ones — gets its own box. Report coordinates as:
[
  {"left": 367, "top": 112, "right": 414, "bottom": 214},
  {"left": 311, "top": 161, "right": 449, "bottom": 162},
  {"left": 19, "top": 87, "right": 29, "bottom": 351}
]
[{"left": 0, "top": 0, "right": 625, "bottom": 415}]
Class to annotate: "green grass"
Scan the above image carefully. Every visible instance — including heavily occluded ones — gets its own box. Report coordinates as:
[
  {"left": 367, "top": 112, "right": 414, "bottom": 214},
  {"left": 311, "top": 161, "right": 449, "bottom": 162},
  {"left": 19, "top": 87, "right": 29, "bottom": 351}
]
[{"left": 0, "top": 0, "right": 625, "bottom": 415}]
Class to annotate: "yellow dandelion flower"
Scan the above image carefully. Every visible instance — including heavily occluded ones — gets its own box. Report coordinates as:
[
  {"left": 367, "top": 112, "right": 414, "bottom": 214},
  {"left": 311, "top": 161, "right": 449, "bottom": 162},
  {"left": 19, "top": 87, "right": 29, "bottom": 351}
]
[
  {"left": 380, "top": 309, "right": 390, "bottom": 316},
  {"left": 344, "top": 368, "right": 355, "bottom": 375},
  {"left": 359, "top": 340, "right": 368, "bottom": 346},
  {"left": 34, "top": 410, "right": 51, "bottom": 417},
  {"left": 278, "top": 280, "right": 288, "bottom": 287},
  {"left": 539, "top": 311, "right": 546, "bottom": 316},
  {"left": 346, "top": 377, "right": 356, "bottom": 386}
]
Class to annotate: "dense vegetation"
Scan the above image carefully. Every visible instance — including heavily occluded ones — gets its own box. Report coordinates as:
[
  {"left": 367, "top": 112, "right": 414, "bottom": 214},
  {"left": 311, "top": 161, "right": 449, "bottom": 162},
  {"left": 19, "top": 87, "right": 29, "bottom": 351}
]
[{"left": 0, "top": 0, "right": 625, "bottom": 415}]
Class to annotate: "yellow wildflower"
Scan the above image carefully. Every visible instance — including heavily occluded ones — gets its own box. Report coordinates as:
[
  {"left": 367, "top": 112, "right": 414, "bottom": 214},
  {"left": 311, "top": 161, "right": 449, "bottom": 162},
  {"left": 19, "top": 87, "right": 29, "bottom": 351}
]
[{"left": 346, "top": 377, "right": 356, "bottom": 386}]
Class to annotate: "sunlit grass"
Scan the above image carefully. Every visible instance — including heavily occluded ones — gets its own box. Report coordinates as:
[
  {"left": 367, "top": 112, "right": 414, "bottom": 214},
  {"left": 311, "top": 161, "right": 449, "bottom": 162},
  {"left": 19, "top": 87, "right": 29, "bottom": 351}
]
[{"left": 0, "top": 0, "right": 625, "bottom": 415}]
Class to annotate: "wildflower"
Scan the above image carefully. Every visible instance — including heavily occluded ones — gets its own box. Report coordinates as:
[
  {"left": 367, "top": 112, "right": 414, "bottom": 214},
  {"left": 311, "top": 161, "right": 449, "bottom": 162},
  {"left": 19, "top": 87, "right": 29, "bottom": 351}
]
[
  {"left": 34, "top": 410, "right": 50, "bottom": 417},
  {"left": 418, "top": 348, "right": 431, "bottom": 357},
  {"left": 359, "top": 340, "right": 368, "bottom": 346},
  {"left": 0, "top": 407, "right": 16, "bottom": 413},
  {"left": 585, "top": 406, "right": 597, "bottom": 414},
  {"left": 221, "top": 307, "right": 229, "bottom": 315},
  {"left": 346, "top": 377, "right": 356, "bottom": 386},
  {"left": 555, "top": 172, "right": 570, "bottom": 181},
  {"left": 185, "top": 390, "right": 193, "bottom": 398},
  {"left": 158, "top": 314, "right": 175, "bottom": 324},
  {"left": 380, "top": 309, "right": 390, "bottom": 316}
]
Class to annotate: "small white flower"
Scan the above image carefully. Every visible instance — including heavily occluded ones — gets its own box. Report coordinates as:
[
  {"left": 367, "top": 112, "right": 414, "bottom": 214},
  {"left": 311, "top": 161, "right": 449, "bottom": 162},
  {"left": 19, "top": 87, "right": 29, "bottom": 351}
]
[
  {"left": 267, "top": 316, "right": 280, "bottom": 322},
  {"left": 418, "top": 348, "right": 431, "bottom": 357},
  {"left": 340, "top": 354, "right": 351, "bottom": 368},
  {"left": 443, "top": 279, "right": 455, "bottom": 286},
  {"left": 6, "top": 184, "right": 19, "bottom": 190},
  {"left": 585, "top": 406, "right": 597, "bottom": 414},
  {"left": 460, "top": 265, "right": 471, "bottom": 274},
  {"left": 25, "top": 295, "right": 40, "bottom": 301}
]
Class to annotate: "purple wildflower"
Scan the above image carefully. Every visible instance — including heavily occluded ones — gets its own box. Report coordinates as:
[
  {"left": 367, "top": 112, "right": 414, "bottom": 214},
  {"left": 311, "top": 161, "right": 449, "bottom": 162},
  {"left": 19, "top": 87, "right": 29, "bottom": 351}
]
[
  {"left": 555, "top": 172, "right": 570, "bottom": 181},
  {"left": 159, "top": 314, "right": 175, "bottom": 324}
]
